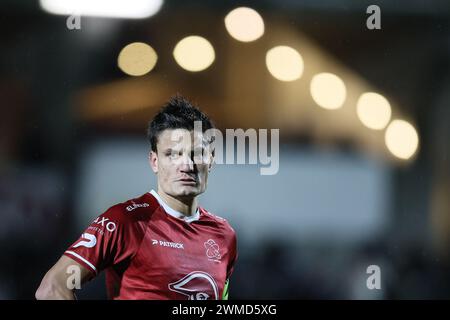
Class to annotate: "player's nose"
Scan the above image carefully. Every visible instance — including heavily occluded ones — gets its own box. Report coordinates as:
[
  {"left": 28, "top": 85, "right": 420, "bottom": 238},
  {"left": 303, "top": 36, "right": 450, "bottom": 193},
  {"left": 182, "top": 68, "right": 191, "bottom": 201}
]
[{"left": 179, "top": 153, "right": 195, "bottom": 172}]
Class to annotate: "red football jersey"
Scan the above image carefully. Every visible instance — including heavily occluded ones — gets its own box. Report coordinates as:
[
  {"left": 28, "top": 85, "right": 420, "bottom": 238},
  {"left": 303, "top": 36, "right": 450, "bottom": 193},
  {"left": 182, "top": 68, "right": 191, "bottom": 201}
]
[{"left": 63, "top": 190, "right": 238, "bottom": 300}]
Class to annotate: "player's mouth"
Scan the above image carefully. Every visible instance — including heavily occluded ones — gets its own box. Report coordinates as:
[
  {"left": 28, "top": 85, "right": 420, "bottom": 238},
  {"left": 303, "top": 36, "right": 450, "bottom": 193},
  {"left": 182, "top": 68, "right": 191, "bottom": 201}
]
[{"left": 177, "top": 177, "right": 197, "bottom": 185}]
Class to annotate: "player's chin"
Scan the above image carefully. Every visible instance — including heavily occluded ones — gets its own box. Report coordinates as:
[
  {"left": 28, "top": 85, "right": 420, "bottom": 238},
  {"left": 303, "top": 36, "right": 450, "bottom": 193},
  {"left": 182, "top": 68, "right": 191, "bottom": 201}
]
[{"left": 175, "top": 184, "right": 204, "bottom": 197}]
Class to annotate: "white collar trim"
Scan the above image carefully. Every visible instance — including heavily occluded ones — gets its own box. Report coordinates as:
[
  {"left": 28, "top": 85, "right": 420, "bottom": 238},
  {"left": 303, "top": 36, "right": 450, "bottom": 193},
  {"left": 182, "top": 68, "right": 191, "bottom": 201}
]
[{"left": 150, "top": 190, "right": 200, "bottom": 223}]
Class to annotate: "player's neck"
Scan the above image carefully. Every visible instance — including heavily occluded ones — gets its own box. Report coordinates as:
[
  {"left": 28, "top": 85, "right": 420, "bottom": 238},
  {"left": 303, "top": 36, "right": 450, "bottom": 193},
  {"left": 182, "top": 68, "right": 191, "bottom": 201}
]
[{"left": 156, "top": 189, "right": 198, "bottom": 217}]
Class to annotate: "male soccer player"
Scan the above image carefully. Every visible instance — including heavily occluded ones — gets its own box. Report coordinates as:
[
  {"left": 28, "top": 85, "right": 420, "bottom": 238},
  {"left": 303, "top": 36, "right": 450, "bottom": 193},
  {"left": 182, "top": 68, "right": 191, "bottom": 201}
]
[{"left": 35, "top": 95, "right": 238, "bottom": 300}]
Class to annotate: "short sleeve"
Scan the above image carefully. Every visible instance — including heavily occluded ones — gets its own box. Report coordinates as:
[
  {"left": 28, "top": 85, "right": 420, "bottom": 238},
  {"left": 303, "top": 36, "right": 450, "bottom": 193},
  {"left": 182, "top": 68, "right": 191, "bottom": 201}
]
[{"left": 63, "top": 207, "right": 139, "bottom": 275}]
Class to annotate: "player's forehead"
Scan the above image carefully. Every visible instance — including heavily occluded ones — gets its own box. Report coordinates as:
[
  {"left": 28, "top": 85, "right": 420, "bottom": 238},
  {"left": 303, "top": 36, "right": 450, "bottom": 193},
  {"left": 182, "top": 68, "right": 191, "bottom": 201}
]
[{"left": 157, "top": 128, "right": 207, "bottom": 150}]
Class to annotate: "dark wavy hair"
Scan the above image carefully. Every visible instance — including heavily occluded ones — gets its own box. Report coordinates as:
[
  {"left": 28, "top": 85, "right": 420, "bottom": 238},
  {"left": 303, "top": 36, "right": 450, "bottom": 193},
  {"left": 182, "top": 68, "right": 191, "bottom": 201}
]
[{"left": 147, "top": 94, "right": 215, "bottom": 152}]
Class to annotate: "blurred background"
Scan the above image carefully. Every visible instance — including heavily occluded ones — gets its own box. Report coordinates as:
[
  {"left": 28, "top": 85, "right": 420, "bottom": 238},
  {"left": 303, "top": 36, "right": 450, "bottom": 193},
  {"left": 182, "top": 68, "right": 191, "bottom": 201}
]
[{"left": 1, "top": 0, "right": 450, "bottom": 299}]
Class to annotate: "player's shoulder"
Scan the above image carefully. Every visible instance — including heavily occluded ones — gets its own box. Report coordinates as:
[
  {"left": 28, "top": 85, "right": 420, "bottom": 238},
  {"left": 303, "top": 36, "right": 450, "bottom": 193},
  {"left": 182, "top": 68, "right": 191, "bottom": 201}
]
[
  {"left": 200, "top": 207, "right": 236, "bottom": 236},
  {"left": 101, "top": 192, "right": 160, "bottom": 224}
]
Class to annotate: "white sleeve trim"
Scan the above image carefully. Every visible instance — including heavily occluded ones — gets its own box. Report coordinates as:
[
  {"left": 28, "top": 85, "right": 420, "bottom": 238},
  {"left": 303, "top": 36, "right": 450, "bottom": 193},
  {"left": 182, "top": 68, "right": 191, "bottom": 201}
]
[{"left": 65, "top": 251, "right": 97, "bottom": 273}]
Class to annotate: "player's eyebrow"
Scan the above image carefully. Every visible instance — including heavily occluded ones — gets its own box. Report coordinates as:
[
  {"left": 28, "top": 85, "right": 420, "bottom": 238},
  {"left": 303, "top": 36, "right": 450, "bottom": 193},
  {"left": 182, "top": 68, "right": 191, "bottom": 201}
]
[{"left": 163, "top": 147, "right": 183, "bottom": 154}]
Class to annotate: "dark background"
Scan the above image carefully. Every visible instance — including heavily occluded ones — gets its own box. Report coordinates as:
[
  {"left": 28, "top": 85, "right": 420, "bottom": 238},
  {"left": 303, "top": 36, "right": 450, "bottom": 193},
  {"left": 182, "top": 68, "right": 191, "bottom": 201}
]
[{"left": 1, "top": 0, "right": 450, "bottom": 299}]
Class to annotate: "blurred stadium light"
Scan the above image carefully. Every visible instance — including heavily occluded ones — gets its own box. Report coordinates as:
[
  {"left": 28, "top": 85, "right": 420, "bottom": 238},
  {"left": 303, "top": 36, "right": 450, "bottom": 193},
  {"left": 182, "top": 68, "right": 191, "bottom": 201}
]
[
  {"left": 1, "top": 0, "right": 449, "bottom": 300},
  {"left": 265, "top": 46, "right": 304, "bottom": 81},
  {"left": 310, "top": 72, "right": 347, "bottom": 110},
  {"left": 225, "top": 7, "right": 265, "bottom": 42},
  {"left": 39, "top": 0, "right": 164, "bottom": 19},
  {"left": 118, "top": 42, "right": 158, "bottom": 76},
  {"left": 357, "top": 92, "right": 392, "bottom": 130},
  {"left": 173, "top": 36, "right": 216, "bottom": 72},
  {"left": 384, "top": 120, "right": 419, "bottom": 160}
]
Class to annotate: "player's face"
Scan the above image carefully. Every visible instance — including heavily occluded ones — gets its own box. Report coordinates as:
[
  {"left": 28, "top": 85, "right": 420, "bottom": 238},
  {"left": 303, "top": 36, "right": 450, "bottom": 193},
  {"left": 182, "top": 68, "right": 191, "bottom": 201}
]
[{"left": 150, "top": 128, "right": 213, "bottom": 199}]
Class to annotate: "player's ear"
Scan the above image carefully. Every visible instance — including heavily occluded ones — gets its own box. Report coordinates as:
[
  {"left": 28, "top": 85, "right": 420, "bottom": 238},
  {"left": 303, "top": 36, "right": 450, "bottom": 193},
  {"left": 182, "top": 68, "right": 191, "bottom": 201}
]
[{"left": 149, "top": 150, "right": 158, "bottom": 174}]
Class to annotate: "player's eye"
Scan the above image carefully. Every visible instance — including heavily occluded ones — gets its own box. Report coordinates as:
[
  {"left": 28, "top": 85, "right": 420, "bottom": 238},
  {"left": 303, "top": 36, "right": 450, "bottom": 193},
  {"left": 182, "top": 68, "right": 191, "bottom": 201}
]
[
  {"left": 167, "top": 150, "right": 183, "bottom": 159},
  {"left": 165, "top": 150, "right": 176, "bottom": 158}
]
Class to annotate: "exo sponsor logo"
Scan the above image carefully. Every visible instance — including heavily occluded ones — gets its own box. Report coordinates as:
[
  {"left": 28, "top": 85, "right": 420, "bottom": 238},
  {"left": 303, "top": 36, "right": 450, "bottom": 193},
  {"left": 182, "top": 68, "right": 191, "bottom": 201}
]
[
  {"left": 73, "top": 233, "right": 97, "bottom": 248},
  {"left": 126, "top": 202, "right": 149, "bottom": 212},
  {"left": 93, "top": 216, "right": 117, "bottom": 232},
  {"left": 151, "top": 239, "right": 184, "bottom": 249}
]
